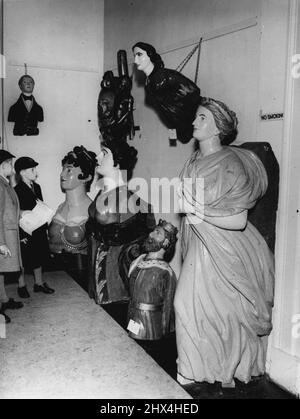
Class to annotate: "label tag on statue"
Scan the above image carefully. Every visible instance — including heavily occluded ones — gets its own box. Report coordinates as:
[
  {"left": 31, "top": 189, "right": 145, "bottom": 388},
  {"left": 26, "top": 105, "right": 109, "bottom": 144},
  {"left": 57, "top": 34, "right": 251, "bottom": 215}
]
[
  {"left": 168, "top": 129, "right": 177, "bottom": 147},
  {"left": 127, "top": 319, "right": 141, "bottom": 335},
  {"left": 168, "top": 129, "right": 177, "bottom": 139}
]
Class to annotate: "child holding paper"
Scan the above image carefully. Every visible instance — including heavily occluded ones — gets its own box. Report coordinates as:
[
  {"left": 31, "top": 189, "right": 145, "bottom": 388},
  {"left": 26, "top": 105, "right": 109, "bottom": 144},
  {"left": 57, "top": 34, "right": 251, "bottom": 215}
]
[
  {"left": 0, "top": 150, "right": 24, "bottom": 323},
  {"left": 14, "top": 157, "right": 54, "bottom": 297}
]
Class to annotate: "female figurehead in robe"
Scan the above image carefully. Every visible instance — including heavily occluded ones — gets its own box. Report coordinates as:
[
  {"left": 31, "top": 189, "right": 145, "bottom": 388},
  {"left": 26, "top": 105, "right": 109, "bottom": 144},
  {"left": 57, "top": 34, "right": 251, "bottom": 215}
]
[{"left": 174, "top": 97, "right": 274, "bottom": 387}]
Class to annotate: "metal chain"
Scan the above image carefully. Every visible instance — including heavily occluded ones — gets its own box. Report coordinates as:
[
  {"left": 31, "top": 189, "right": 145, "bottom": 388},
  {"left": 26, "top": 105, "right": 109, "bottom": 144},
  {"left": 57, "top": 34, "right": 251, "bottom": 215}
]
[
  {"left": 194, "top": 38, "right": 202, "bottom": 84},
  {"left": 175, "top": 38, "right": 202, "bottom": 85},
  {"left": 175, "top": 44, "right": 199, "bottom": 73}
]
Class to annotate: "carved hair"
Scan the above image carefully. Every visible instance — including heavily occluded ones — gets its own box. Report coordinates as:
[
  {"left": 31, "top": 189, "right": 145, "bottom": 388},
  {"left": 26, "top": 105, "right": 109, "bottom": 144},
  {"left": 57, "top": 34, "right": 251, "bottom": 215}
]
[
  {"left": 102, "top": 140, "right": 138, "bottom": 181},
  {"left": 200, "top": 97, "right": 238, "bottom": 145},
  {"left": 62, "top": 146, "right": 97, "bottom": 192},
  {"left": 132, "top": 42, "right": 164, "bottom": 71}
]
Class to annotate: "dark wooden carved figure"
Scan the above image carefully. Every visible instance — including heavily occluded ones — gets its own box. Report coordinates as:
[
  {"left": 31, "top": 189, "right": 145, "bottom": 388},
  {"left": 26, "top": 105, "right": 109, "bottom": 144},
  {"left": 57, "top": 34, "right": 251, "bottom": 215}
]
[
  {"left": 132, "top": 42, "right": 201, "bottom": 143},
  {"left": 8, "top": 75, "right": 44, "bottom": 136},
  {"left": 98, "top": 50, "right": 135, "bottom": 144}
]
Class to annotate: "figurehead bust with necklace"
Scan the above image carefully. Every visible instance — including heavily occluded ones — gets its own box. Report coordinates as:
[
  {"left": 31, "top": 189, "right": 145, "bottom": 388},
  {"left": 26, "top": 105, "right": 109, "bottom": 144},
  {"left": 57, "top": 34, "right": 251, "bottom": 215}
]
[
  {"left": 48, "top": 146, "right": 97, "bottom": 262},
  {"left": 87, "top": 140, "right": 156, "bottom": 305}
]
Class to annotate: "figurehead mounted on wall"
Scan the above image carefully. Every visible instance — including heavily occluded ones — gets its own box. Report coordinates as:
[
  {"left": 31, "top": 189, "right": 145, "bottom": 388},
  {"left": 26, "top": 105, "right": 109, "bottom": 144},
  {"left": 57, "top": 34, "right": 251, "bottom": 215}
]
[
  {"left": 98, "top": 71, "right": 116, "bottom": 133},
  {"left": 131, "top": 41, "right": 201, "bottom": 144},
  {"left": 18, "top": 75, "right": 35, "bottom": 94},
  {"left": 199, "top": 97, "right": 238, "bottom": 145},
  {"left": 61, "top": 146, "right": 97, "bottom": 192},
  {"left": 8, "top": 73, "right": 44, "bottom": 136},
  {"left": 98, "top": 50, "right": 135, "bottom": 144},
  {"left": 132, "top": 42, "right": 164, "bottom": 75}
]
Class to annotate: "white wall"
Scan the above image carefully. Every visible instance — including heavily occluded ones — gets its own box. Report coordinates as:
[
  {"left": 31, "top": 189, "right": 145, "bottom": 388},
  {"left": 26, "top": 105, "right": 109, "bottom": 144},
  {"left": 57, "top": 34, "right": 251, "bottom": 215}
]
[
  {"left": 266, "top": 0, "right": 300, "bottom": 396},
  {"left": 2, "top": 0, "right": 104, "bottom": 209},
  {"left": 258, "top": 0, "right": 290, "bottom": 162}
]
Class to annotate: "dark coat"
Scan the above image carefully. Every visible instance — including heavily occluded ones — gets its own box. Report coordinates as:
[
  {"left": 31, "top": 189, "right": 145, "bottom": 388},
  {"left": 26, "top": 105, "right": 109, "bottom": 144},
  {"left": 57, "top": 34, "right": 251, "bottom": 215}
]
[
  {"left": 0, "top": 176, "right": 22, "bottom": 272},
  {"left": 14, "top": 181, "right": 49, "bottom": 270},
  {"left": 8, "top": 95, "right": 44, "bottom": 136},
  {"left": 145, "top": 67, "right": 201, "bottom": 143}
]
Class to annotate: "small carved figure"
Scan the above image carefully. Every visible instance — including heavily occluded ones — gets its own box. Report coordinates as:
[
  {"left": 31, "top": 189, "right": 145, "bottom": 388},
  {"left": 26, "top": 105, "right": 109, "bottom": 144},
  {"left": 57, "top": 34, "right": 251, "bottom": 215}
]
[
  {"left": 8, "top": 75, "right": 44, "bottom": 136},
  {"left": 127, "top": 219, "right": 178, "bottom": 341}
]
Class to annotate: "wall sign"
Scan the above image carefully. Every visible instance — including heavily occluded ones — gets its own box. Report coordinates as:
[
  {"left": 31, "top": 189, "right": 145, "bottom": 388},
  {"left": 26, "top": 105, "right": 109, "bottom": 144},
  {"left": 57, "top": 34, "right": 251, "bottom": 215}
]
[{"left": 260, "top": 112, "right": 284, "bottom": 121}]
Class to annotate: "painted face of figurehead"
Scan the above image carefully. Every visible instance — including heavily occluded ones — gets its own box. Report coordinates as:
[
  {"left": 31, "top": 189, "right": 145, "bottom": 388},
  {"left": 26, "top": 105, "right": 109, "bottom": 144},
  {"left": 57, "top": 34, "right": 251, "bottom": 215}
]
[
  {"left": 192, "top": 106, "right": 220, "bottom": 142},
  {"left": 60, "top": 164, "right": 85, "bottom": 191},
  {"left": 19, "top": 76, "right": 35, "bottom": 94},
  {"left": 95, "top": 146, "right": 116, "bottom": 177},
  {"left": 133, "top": 47, "right": 153, "bottom": 75}
]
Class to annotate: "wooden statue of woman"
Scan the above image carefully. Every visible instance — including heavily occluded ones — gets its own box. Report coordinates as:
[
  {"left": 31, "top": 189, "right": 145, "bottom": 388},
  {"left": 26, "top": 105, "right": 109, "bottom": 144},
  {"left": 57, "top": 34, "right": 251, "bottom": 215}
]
[{"left": 175, "top": 97, "right": 274, "bottom": 387}]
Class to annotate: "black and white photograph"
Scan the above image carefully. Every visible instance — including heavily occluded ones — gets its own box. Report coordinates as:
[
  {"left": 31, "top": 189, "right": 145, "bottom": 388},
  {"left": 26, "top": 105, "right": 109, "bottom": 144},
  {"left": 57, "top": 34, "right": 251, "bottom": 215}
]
[{"left": 0, "top": 0, "right": 299, "bottom": 402}]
